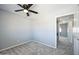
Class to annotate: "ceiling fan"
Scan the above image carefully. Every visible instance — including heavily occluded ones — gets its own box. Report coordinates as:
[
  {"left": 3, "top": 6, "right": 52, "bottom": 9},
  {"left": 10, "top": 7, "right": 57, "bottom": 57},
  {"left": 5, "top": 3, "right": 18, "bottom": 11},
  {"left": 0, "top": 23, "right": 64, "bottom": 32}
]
[{"left": 15, "top": 4, "right": 38, "bottom": 16}]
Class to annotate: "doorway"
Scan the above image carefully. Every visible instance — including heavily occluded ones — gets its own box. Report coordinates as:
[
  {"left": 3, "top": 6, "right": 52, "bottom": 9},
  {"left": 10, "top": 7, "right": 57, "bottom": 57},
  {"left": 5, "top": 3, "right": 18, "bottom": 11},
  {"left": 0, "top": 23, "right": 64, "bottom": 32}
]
[{"left": 56, "top": 14, "right": 74, "bottom": 54}]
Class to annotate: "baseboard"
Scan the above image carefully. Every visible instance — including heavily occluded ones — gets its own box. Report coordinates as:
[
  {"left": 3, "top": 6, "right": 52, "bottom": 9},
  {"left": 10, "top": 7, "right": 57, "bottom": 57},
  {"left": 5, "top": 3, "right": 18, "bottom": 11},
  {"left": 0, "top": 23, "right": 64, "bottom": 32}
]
[
  {"left": 0, "top": 40, "right": 56, "bottom": 52},
  {"left": 33, "top": 40, "right": 56, "bottom": 48},
  {"left": 0, "top": 40, "right": 33, "bottom": 52}
]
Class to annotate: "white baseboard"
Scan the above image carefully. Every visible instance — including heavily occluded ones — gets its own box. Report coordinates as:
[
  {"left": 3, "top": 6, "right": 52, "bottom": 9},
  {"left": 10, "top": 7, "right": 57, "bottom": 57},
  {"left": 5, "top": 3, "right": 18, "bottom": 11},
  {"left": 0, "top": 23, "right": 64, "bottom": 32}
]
[
  {"left": 0, "top": 40, "right": 56, "bottom": 52},
  {"left": 33, "top": 40, "right": 56, "bottom": 48},
  {"left": 0, "top": 40, "right": 33, "bottom": 52}
]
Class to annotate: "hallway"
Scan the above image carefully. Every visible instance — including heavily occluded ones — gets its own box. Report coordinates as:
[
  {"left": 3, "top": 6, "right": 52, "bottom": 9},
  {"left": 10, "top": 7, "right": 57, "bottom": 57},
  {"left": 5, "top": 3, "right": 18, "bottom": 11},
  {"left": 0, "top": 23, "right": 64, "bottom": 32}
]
[{"left": 58, "top": 37, "right": 73, "bottom": 55}]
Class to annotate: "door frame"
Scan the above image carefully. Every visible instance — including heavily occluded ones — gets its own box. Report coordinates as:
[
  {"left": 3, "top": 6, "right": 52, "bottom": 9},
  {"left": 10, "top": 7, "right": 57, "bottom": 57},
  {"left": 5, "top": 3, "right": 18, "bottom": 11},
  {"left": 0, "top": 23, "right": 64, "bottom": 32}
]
[{"left": 56, "top": 14, "right": 74, "bottom": 48}]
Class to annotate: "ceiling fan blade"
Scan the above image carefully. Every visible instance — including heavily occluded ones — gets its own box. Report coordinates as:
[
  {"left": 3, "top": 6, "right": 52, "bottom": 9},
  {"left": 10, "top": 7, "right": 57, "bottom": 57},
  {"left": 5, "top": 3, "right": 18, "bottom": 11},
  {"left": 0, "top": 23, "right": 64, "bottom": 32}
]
[
  {"left": 15, "top": 9, "right": 24, "bottom": 12},
  {"left": 26, "top": 13, "right": 29, "bottom": 16},
  {"left": 26, "top": 4, "right": 33, "bottom": 9},
  {"left": 17, "top": 4, "right": 24, "bottom": 8},
  {"left": 29, "top": 10, "right": 38, "bottom": 14}
]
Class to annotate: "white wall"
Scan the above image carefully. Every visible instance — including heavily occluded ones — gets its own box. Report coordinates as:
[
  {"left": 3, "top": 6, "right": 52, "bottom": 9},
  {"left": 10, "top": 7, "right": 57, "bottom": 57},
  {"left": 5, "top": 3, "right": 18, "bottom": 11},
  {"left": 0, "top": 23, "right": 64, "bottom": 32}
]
[
  {"left": 0, "top": 9, "right": 31, "bottom": 50},
  {"left": 30, "top": 4, "right": 78, "bottom": 48}
]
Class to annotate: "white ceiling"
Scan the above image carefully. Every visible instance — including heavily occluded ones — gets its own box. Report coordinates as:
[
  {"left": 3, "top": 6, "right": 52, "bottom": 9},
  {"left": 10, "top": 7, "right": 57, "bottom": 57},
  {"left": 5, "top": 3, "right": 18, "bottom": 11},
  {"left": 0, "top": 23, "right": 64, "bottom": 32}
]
[
  {"left": 0, "top": 4, "right": 78, "bottom": 18},
  {"left": 0, "top": 4, "right": 37, "bottom": 18}
]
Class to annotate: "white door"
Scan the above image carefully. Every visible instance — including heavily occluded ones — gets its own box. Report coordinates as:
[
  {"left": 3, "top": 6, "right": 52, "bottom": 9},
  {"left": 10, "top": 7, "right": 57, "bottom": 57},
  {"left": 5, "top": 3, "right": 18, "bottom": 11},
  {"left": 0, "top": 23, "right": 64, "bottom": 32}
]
[{"left": 74, "top": 12, "right": 79, "bottom": 55}]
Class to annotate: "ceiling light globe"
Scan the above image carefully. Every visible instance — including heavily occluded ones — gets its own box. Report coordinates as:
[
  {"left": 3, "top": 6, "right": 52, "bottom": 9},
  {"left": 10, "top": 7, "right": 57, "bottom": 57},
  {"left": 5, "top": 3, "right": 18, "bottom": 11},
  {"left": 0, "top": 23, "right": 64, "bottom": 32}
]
[{"left": 23, "top": 9, "right": 28, "bottom": 13}]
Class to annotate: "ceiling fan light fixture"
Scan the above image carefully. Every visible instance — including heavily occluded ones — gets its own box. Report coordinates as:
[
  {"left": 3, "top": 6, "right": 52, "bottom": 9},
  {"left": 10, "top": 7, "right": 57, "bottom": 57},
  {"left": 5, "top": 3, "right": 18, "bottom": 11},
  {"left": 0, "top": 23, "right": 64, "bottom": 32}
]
[
  {"left": 23, "top": 9, "right": 28, "bottom": 13},
  {"left": 15, "top": 4, "right": 38, "bottom": 16}
]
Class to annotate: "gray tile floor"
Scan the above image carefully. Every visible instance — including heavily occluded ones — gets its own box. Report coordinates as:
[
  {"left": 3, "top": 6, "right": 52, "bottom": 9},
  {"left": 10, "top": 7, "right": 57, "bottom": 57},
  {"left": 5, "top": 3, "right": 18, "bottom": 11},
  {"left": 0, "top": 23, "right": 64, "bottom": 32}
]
[{"left": 0, "top": 39, "right": 73, "bottom": 55}]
